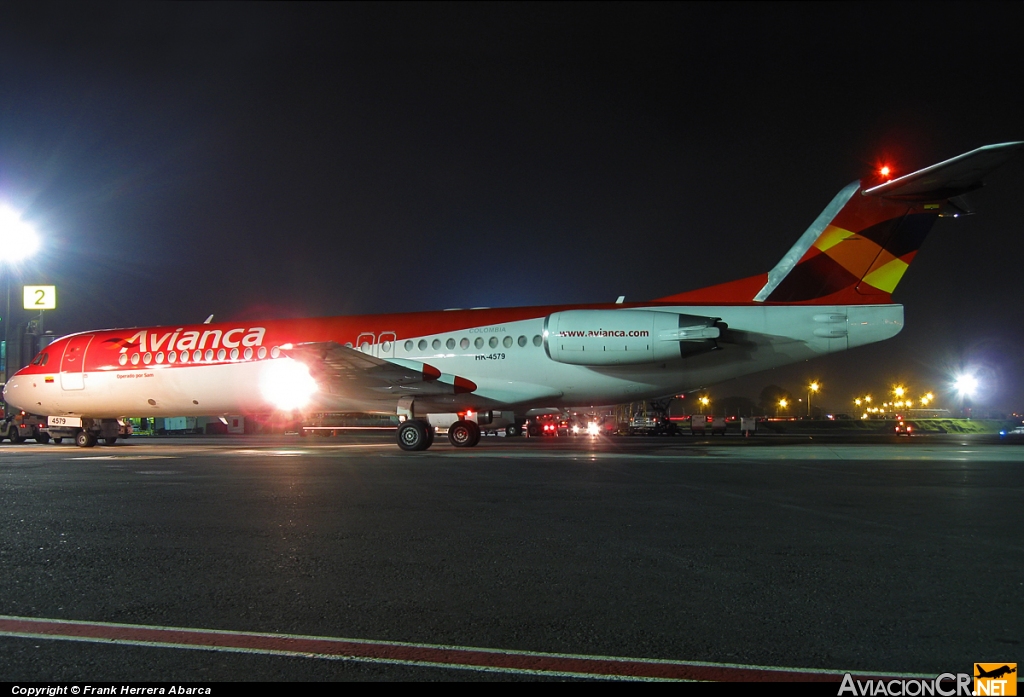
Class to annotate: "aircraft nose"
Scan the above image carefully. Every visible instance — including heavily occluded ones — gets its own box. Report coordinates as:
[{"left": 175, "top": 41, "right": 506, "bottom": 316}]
[{"left": 3, "top": 372, "right": 32, "bottom": 412}]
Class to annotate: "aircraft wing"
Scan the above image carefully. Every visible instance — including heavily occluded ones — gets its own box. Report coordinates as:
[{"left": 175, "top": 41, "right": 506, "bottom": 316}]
[
  {"left": 864, "top": 141, "right": 1024, "bottom": 200},
  {"left": 281, "top": 341, "right": 476, "bottom": 397}
]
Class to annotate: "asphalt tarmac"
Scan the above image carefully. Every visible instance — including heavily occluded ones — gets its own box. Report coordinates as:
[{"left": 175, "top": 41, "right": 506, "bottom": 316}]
[{"left": 1, "top": 433, "right": 1021, "bottom": 681}]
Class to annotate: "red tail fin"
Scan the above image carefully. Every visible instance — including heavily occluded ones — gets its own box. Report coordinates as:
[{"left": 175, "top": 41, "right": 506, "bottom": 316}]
[{"left": 660, "top": 142, "right": 1024, "bottom": 305}]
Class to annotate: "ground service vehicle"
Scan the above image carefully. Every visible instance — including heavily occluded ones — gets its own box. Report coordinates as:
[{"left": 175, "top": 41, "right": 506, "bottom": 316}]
[
  {"left": 3, "top": 143, "right": 1022, "bottom": 450},
  {"left": 44, "top": 416, "right": 131, "bottom": 447},
  {"left": 628, "top": 413, "right": 678, "bottom": 436},
  {"left": 529, "top": 414, "right": 568, "bottom": 437},
  {"left": 2, "top": 411, "right": 50, "bottom": 444}
]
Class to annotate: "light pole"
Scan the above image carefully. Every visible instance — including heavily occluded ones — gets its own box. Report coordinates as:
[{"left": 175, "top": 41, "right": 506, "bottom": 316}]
[
  {"left": 808, "top": 381, "right": 819, "bottom": 417},
  {"left": 778, "top": 398, "right": 788, "bottom": 417},
  {"left": 0, "top": 205, "right": 41, "bottom": 397}
]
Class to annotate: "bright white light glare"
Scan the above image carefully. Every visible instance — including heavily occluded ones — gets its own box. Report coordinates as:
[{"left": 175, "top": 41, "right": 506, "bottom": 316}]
[
  {"left": 0, "top": 206, "right": 40, "bottom": 262},
  {"left": 259, "top": 357, "right": 318, "bottom": 411},
  {"left": 587, "top": 421, "right": 600, "bottom": 436},
  {"left": 954, "top": 374, "right": 978, "bottom": 397}
]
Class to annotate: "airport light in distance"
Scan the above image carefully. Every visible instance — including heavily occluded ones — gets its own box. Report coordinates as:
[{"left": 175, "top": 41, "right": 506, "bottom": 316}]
[{"left": 954, "top": 374, "right": 978, "bottom": 398}]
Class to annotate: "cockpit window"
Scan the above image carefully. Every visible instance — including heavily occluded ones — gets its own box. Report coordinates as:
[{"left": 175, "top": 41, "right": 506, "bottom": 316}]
[
  {"left": 29, "top": 352, "right": 50, "bottom": 367},
  {"left": 41, "top": 352, "right": 49, "bottom": 366}
]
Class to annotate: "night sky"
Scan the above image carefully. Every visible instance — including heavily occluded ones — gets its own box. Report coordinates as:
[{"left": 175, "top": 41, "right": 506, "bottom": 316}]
[{"left": 1, "top": 2, "right": 1022, "bottom": 411}]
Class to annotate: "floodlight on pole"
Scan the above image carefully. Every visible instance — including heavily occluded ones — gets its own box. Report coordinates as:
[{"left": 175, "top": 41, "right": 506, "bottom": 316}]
[
  {"left": 0, "top": 205, "right": 41, "bottom": 399},
  {"left": 0, "top": 206, "right": 40, "bottom": 262}
]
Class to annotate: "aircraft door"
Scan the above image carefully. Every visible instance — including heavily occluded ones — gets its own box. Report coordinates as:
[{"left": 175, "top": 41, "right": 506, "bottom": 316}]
[
  {"left": 60, "top": 334, "right": 94, "bottom": 390},
  {"left": 378, "top": 332, "right": 396, "bottom": 359}
]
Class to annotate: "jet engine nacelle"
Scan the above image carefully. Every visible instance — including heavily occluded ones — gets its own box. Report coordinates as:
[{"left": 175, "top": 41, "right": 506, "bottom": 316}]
[{"left": 543, "top": 310, "right": 720, "bottom": 366}]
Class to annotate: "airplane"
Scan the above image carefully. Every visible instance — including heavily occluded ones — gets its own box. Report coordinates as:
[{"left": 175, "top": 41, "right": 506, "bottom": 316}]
[
  {"left": 3, "top": 141, "right": 1022, "bottom": 450},
  {"left": 975, "top": 665, "right": 1016, "bottom": 680}
]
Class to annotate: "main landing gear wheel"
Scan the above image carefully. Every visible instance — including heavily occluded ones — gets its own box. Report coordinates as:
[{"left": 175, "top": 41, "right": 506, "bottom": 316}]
[
  {"left": 397, "top": 420, "right": 432, "bottom": 451},
  {"left": 75, "top": 430, "right": 97, "bottom": 448},
  {"left": 505, "top": 424, "right": 520, "bottom": 437},
  {"left": 447, "top": 420, "right": 481, "bottom": 448}
]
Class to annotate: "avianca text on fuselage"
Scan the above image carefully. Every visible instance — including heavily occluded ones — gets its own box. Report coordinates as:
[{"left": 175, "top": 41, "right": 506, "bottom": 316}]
[
  {"left": 120, "top": 327, "right": 268, "bottom": 354},
  {"left": 4, "top": 141, "right": 1022, "bottom": 450},
  {"left": 113, "top": 327, "right": 268, "bottom": 366}
]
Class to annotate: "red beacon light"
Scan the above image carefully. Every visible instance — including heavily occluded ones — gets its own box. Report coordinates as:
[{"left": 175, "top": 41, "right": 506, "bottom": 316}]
[{"left": 879, "top": 165, "right": 891, "bottom": 179}]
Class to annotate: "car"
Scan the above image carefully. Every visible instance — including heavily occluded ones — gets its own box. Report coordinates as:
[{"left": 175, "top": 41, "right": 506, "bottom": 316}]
[
  {"left": 999, "top": 425, "right": 1024, "bottom": 439},
  {"left": 895, "top": 420, "right": 913, "bottom": 436}
]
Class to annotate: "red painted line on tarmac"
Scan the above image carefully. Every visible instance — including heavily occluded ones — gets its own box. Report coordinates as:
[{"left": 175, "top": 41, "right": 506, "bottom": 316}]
[{"left": 0, "top": 615, "right": 923, "bottom": 681}]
